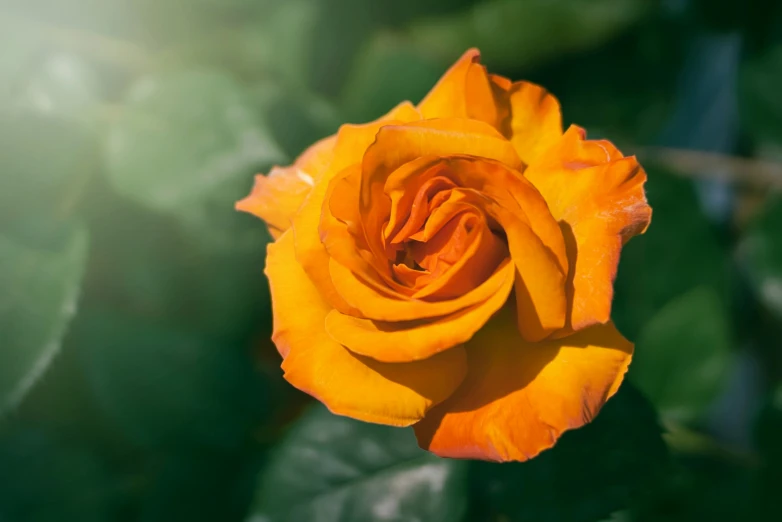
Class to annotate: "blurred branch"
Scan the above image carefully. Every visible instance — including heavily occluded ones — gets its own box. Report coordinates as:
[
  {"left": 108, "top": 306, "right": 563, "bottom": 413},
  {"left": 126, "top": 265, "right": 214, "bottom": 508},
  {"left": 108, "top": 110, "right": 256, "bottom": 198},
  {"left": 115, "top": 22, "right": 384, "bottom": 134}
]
[
  {"left": 2, "top": 11, "right": 149, "bottom": 71},
  {"left": 636, "top": 146, "right": 782, "bottom": 190}
]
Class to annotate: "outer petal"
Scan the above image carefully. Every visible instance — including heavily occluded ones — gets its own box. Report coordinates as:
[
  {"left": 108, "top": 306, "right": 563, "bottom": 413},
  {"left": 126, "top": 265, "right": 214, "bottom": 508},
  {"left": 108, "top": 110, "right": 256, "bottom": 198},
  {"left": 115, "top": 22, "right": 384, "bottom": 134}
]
[
  {"left": 418, "top": 48, "right": 495, "bottom": 120},
  {"left": 505, "top": 81, "right": 563, "bottom": 165},
  {"left": 413, "top": 305, "right": 633, "bottom": 462},
  {"left": 415, "top": 48, "right": 562, "bottom": 165},
  {"left": 324, "top": 259, "right": 514, "bottom": 363},
  {"left": 238, "top": 100, "right": 419, "bottom": 241},
  {"left": 525, "top": 126, "right": 651, "bottom": 332},
  {"left": 265, "top": 231, "right": 468, "bottom": 427},
  {"left": 236, "top": 135, "right": 335, "bottom": 238}
]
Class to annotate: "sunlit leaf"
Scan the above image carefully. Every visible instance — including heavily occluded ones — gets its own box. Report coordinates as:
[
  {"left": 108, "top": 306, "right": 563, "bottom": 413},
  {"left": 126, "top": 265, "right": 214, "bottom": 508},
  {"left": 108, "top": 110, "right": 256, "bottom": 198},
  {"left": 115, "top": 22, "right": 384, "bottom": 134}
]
[
  {"left": 105, "top": 69, "right": 285, "bottom": 240},
  {"left": 249, "top": 405, "right": 468, "bottom": 522},
  {"left": 0, "top": 224, "right": 88, "bottom": 414}
]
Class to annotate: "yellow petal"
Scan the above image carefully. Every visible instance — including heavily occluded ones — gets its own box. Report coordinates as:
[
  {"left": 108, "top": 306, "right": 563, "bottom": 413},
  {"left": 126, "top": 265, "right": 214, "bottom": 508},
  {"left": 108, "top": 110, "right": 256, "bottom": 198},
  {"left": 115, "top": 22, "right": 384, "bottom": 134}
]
[
  {"left": 328, "top": 253, "right": 512, "bottom": 322},
  {"left": 265, "top": 230, "right": 468, "bottom": 426},
  {"left": 418, "top": 48, "right": 486, "bottom": 119},
  {"left": 324, "top": 259, "right": 514, "bottom": 363},
  {"left": 414, "top": 304, "right": 633, "bottom": 462},
  {"left": 525, "top": 125, "right": 651, "bottom": 332},
  {"left": 235, "top": 134, "right": 335, "bottom": 237},
  {"left": 506, "top": 81, "right": 563, "bottom": 165},
  {"left": 382, "top": 155, "right": 568, "bottom": 340},
  {"left": 292, "top": 102, "right": 422, "bottom": 314}
]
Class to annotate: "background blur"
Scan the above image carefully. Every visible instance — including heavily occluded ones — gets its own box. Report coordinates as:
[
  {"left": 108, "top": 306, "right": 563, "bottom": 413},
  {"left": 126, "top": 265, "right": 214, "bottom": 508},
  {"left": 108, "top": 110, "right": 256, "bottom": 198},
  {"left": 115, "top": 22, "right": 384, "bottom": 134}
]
[{"left": 1, "top": 0, "right": 782, "bottom": 520}]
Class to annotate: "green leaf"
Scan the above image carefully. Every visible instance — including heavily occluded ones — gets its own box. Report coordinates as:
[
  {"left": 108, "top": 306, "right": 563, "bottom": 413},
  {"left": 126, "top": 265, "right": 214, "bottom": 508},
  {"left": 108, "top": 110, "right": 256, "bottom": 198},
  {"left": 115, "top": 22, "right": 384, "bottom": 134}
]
[
  {"left": 738, "top": 194, "right": 782, "bottom": 320},
  {"left": 0, "top": 426, "right": 116, "bottom": 522},
  {"left": 470, "top": 383, "right": 668, "bottom": 522},
  {"left": 740, "top": 45, "right": 782, "bottom": 145},
  {"left": 407, "top": 0, "right": 649, "bottom": 70},
  {"left": 0, "top": 225, "right": 89, "bottom": 414},
  {"left": 341, "top": 32, "right": 443, "bottom": 121},
  {"left": 250, "top": 405, "right": 469, "bottom": 522},
  {"left": 105, "top": 69, "right": 286, "bottom": 236},
  {"left": 73, "top": 310, "right": 268, "bottom": 450},
  {"left": 630, "top": 286, "right": 733, "bottom": 421},
  {"left": 613, "top": 165, "right": 730, "bottom": 339}
]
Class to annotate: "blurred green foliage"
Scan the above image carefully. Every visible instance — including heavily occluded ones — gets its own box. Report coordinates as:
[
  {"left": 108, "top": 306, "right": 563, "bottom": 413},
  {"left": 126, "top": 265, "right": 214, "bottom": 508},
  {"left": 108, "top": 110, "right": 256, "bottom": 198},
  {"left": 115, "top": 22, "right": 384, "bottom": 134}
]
[{"left": 1, "top": 0, "right": 782, "bottom": 521}]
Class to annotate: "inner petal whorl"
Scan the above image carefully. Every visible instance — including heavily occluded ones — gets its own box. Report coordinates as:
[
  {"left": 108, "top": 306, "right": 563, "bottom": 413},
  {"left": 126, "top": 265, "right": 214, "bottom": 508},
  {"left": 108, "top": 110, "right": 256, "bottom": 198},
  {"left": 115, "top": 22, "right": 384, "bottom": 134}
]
[{"left": 385, "top": 175, "right": 509, "bottom": 299}]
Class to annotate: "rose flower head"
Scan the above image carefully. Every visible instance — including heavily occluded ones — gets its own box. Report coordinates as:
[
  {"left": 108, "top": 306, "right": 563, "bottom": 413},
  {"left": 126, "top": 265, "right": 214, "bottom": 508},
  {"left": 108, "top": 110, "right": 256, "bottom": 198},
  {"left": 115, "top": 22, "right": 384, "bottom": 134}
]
[{"left": 237, "top": 49, "right": 651, "bottom": 462}]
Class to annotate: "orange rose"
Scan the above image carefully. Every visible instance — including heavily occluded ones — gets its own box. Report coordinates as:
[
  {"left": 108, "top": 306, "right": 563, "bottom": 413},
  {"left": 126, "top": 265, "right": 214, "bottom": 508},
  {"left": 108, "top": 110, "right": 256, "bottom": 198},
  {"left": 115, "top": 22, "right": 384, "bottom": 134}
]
[{"left": 237, "top": 49, "right": 651, "bottom": 462}]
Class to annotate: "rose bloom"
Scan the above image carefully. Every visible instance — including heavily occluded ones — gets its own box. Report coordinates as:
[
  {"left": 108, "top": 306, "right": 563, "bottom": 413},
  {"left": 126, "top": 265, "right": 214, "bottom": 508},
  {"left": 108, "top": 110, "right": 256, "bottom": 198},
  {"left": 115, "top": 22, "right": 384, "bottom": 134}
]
[{"left": 237, "top": 49, "right": 651, "bottom": 462}]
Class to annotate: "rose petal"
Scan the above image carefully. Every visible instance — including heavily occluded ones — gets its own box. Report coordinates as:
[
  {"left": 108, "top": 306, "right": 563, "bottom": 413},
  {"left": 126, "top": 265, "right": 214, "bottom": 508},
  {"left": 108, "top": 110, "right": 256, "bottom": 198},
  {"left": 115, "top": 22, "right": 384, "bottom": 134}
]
[
  {"left": 504, "top": 81, "right": 564, "bottom": 165},
  {"left": 413, "top": 304, "right": 633, "bottom": 462},
  {"left": 325, "top": 258, "right": 514, "bottom": 363},
  {"left": 415, "top": 49, "right": 563, "bottom": 166},
  {"left": 383, "top": 156, "right": 569, "bottom": 340},
  {"left": 266, "top": 230, "right": 468, "bottom": 427},
  {"left": 293, "top": 103, "right": 422, "bottom": 313},
  {"left": 238, "top": 99, "right": 418, "bottom": 252},
  {"left": 357, "top": 118, "right": 521, "bottom": 287},
  {"left": 418, "top": 49, "right": 495, "bottom": 120},
  {"left": 525, "top": 125, "right": 651, "bottom": 332},
  {"left": 328, "top": 252, "right": 512, "bottom": 322},
  {"left": 235, "top": 135, "right": 335, "bottom": 238},
  {"left": 408, "top": 210, "right": 507, "bottom": 299}
]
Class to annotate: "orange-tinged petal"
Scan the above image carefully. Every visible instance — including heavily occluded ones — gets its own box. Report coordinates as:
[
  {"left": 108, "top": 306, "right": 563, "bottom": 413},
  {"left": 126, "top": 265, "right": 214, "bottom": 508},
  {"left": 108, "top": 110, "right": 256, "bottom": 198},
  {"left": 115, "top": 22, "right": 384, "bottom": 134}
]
[
  {"left": 327, "top": 101, "right": 422, "bottom": 179},
  {"left": 320, "top": 166, "right": 412, "bottom": 296},
  {"left": 265, "top": 230, "right": 468, "bottom": 426},
  {"left": 236, "top": 134, "right": 336, "bottom": 237},
  {"left": 237, "top": 101, "right": 419, "bottom": 239},
  {"left": 293, "top": 171, "right": 360, "bottom": 315},
  {"left": 418, "top": 49, "right": 488, "bottom": 119},
  {"left": 357, "top": 118, "right": 521, "bottom": 279},
  {"left": 498, "top": 208, "right": 567, "bottom": 341},
  {"left": 361, "top": 120, "right": 521, "bottom": 209},
  {"left": 414, "top": 305, "right": 633, "bottom": 462},
  {"left": 381, "top": 155, "right": 568, "bottom": 340},
  {"left": 329, "top": 253, "right": 511, "bottom": 322},
  {"left": 235, "top": 166, "right": 313, "bottom": 239},
  {"left": 525, "top": 126, "right": 651, "bottom": 331},
  {"left": 505, "top": 81, "right": 563, "bottom": 165},
  {"left": 292, "top": 103, "right": 422, "bottom": 313},
  {"left": 325, "top": 258, "right": 514, "bottom": 363},
  {"left": 409, "top": 211, "right": 507, "bottom": 299},
  {"left": 416, "top": 49, "right": 562, "bottom": 164}
]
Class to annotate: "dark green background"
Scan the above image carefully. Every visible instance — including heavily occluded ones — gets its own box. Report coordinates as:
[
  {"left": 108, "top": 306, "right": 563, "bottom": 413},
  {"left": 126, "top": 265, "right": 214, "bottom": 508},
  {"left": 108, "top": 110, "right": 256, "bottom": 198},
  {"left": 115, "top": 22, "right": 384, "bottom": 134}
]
[{"left": 1, "top": 0, "right": 782, "bottom": 520}]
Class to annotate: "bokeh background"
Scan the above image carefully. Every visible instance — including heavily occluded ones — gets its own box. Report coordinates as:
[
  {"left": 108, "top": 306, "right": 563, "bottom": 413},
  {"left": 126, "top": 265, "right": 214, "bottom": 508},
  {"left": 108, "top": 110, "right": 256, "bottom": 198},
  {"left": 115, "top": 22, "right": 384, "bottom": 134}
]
[{"left": 1, "top": 0, "right": 782, "bottom": 520}]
